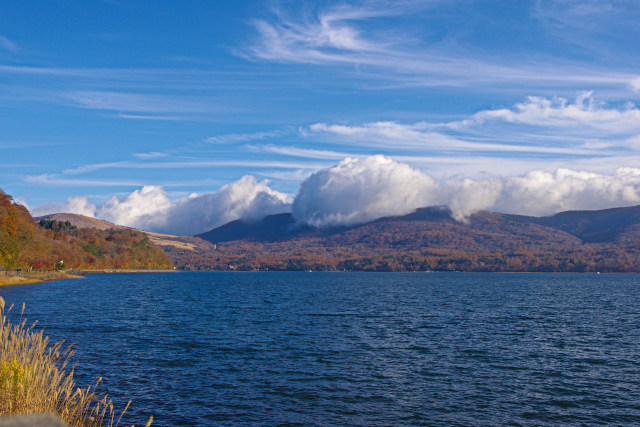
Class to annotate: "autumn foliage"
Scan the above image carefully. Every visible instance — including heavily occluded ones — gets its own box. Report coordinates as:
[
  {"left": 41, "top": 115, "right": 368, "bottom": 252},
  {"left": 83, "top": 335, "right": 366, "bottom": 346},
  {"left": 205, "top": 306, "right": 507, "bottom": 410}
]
[
  {"left": 175, "top": 207, "right": 640, "bottom": 272},
  {"left": 0, "top": 189, "right": 172, "bottom": 271}
]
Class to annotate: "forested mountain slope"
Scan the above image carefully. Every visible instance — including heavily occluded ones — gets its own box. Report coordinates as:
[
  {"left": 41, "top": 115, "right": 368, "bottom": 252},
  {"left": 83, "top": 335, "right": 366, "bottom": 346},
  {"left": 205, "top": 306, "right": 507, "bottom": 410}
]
[
  {"left": 188, "top": 206, "right": 640, "bottom": 272},
  {"left": 0, "top": 189, "right": 172, "bottom": 270}
]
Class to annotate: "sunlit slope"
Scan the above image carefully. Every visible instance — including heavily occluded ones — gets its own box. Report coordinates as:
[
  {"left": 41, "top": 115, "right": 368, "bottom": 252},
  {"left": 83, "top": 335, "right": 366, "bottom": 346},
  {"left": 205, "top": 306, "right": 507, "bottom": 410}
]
[
  {"left": 0, "top": 189, "right": 172, "bottom": 270},
  {"left": 190, "top": 205, "right": 640, "bottom": 272}
]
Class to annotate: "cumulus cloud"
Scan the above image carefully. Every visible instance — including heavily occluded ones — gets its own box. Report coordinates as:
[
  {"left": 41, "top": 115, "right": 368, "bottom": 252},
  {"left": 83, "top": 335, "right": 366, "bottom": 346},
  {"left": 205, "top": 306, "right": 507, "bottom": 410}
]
[
  {"left": 28, "top": 195, "right": 97, "bottom": 218},
  {"left": 291, "top": 155, "right": 640, "bottom": 227},
  {"left": 157, "top": 175, "right": 291, "bottom": 235},
  {"left": 442, "top": 176, "right": 503, "bottom": 223},
  {"left": 292, "top": 155, "right": 440, "bottom": 227},
  {"left": 97, "top": 186, "right": 172, "bottom": 230},
  {"left": 30, "top": 176, "right": 292, "bottom": 236},
  {"left": 66, "top": 196, "right": 98, "bottom": 217},
  {"left": 29, "top": 156, "right": 640, "bottom": 233},
  {"left": 97, "top": 177, "right": 291, "bottom": 235},
  {"left": 496, "top": 168, "right": 640, "bottom": 216}
]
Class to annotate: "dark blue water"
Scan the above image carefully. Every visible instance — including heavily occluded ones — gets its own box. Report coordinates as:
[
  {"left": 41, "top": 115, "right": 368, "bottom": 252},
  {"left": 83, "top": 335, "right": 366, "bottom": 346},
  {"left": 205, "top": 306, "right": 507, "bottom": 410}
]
[{"left": 2, "top": 272, "right": 640, "bottom": 425}]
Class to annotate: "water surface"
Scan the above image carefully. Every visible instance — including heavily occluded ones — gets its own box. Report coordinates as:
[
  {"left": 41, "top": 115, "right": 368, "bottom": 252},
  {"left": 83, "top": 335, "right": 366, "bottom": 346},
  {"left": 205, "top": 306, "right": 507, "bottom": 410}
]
[{"left": 2, "top": 272, "right": 639, "bottom": 425}]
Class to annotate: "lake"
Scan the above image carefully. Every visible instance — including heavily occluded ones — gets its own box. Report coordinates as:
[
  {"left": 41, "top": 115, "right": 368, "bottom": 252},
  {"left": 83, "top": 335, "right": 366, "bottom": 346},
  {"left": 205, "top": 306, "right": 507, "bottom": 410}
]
[{"left": 2, "top": 272, "right": 640, "bottom": 425}]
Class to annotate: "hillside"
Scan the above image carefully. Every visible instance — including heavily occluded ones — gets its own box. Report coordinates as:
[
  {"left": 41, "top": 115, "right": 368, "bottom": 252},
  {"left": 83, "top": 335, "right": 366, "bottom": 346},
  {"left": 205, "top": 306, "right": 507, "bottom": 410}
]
[
  {"left": 0, "top": 189, "right": 173, "bottom": 271},
  {"left": 188, "top": 205, "right": 640, "bottom": 272},
  {"left": 38, "top": 212, "right": 217, "bottom": 267},
  {"left": 28, "top": 201, "right": 640, "bottom": 273},
  {"left": 36, "top": 213, "right": 118, "bottom": 231}
]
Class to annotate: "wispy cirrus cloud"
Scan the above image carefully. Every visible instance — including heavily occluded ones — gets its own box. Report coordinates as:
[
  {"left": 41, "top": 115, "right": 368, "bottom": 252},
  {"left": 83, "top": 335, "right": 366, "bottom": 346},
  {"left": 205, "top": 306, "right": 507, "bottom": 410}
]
[
  {"left": 249, "top": 3, "right": 394, "bottom": 63},
  {"left": 205, "top": 128, "right": 292, "bottom": 144},
  {"left": 308, "top": 121, "right": 596, "bottom": 155},
  {"left": 247, "top": 1, "right": 639, "bottom": 91},
  {"left": 133, "top": 152, "right": 170, "bottom": 160},
  {"left": 246, "top": 144, "right": 352, "bottom": 160},
  {"left": 115, "top": 113, "right": 192, "bottom": 121},
  {"left": 532, "top": 0, "right": 639, "bottom": 62},
  {"left": 25, "top": 174, "right": 144, "bottom": 187},
  {"left": 306, "top": 92, "right": 640, "bottom": 158},
  {"left": 25, "top": 92, "right": 639, "bottom": 194},
  {"left": 62, "top": 90, "right": 208, "bottom": 114},
  {"left": 26, "top": 158, "right": 331, "bottom": 188},
  {"left": 0, "top": 35, "right": 18, "bottom": 51}
]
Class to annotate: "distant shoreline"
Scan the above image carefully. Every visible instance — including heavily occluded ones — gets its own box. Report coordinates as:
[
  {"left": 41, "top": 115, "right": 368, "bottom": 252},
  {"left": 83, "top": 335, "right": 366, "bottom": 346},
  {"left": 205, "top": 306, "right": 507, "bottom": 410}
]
[
  {"left": 0, "top": 270, "right": 83, "bottom": 287},
  {"left": 69, "top": 269, "right": 177, "bottom": 274},
  {"left": 1, "top": 269, "right": 628, "bottom": 288},
  {"left": 0, "top": 269, "right": 177, "bottom": 287}
]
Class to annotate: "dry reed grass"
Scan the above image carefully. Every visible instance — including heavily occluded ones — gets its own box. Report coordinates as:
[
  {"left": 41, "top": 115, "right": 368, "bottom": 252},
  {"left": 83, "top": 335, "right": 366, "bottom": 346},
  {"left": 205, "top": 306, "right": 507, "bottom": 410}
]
[{"left": 0, "top": 296, "right": 152, "bottom": 426}]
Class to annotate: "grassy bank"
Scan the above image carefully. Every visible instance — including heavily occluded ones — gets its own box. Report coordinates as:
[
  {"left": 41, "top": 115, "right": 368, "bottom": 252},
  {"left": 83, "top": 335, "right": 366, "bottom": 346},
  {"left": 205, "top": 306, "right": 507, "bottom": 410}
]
[
  {"left": 0, "top": 297, "right": 151, "bottom": 426},
  {"left": 0, "top": 271, "right": 83, "bottom": 287}
]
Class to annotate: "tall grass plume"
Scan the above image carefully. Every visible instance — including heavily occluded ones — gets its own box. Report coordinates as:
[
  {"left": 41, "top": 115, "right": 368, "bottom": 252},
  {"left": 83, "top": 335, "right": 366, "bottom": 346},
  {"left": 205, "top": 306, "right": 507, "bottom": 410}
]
[{"left": 0, "top": 296, "right": 151, "bottom": 426}]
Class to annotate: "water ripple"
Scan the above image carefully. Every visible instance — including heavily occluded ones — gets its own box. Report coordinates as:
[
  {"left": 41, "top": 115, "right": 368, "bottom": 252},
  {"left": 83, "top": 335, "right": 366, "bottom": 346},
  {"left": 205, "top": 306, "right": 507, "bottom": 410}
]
[{"left": 2, "top": 272, "right": 640, "bottom": 425}]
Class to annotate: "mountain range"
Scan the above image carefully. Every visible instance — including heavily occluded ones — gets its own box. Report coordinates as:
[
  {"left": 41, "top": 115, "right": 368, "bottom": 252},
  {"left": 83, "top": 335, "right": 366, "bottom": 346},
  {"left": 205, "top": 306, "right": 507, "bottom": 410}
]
[
  {"left": 188, "top": 205, "right": 640, "bottom": 272},
  {"left": 38, "top": 204, "right": 640, "bottom": 273}
]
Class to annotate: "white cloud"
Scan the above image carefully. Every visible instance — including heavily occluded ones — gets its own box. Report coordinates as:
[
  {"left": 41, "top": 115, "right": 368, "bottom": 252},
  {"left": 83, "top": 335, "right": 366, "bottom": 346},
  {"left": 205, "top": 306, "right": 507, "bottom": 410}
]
[
  {"left": 292, "top": 155, "right": 439, "bottom": 227},
  {"left": 26, "top": 159, "right": 330, "bottom": 186},
  {"left": 306, "top": 93, "right": 640, "bottom": 160},
  {"left": 474, "top": 92, "right": 640, "bottom": 134},
  {"left": 28, "top": 156, "right": 640, "bottom": 233},
  {"left": 133, "top": 152, "right": 169, "bottom": 159},
  {"left": 443, "top": 176, "right": 503, "bottom": 223},
  {"left": 308, "top": 120, "right": 595, "bottom": 155},
  {"left": 0, "top": 36, "right": 17, "bottom": 51},
  {"left": 25, "top": 173, "right": 142, "bottom": 187},
  {"left": 97, "top": 185, "right": 172, "bottom": 229},
  {"left": 495, "top": 167, "right": 640, "bottom": 216},
  {"left": 62, "top": 91, "right": 208, "bottom": 114},
  {"left": 257, "top": 169, "right": 314, "bottom": 182},
  {"left": 205, "top": 129, "right": 288, "bottom": 144},
  {"left": 34, "top": 177, "right": 293, "bottom": 235},
  {"left": 247, "top": 3, "right": 636, "bottom": 90},
  {"left": 159, "top": 175, "right": 292, "bottom": 235},
  {"left": 13, "top": 196, "right": 29, "bottom": 210},
  {"left": 247, "top": 144, "right": 351, "bottom": 160},
  {"left": 115, "top": 114, "right": 188, "bottom": 121},
  {"left": 250, "top": 4, "right": 388, "bottom": 64},
  {"left": 66, "top": 196, "right": 98, "bottom": 217},
  {"left": 291, "top": 155, "right": 640, "bottom": 227},
  {"left": 309, "top": 121, "right": 478, "bottom": 149},
  {"left": 28, "top": 195, "right": 98, "bottom": 218}
]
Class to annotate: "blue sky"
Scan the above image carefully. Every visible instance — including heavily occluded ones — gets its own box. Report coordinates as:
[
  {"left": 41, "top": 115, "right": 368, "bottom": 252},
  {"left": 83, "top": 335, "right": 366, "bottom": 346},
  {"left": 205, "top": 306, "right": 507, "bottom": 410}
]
[{"left": 2, "top": 1, "right": 640, "bottom": 234}]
